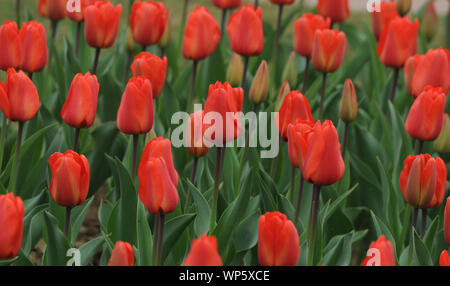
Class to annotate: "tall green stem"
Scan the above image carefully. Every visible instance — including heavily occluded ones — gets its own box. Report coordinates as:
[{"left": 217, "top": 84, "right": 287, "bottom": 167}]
[
  {"left": 319, "top": 72, "right": 328, "bottom": 121},
  {"left": 301, "top": 57, "right": 310, "bottom": 93},
  {"left": 152, "top": 213, "right": 165, "bottom": 266},
  {"left": 289, "top": 166, "right": 296, "bottom": 203},
  {"left": 420, "top": 208, "right": 427, "bottom": 238},
  {"left": 73, "top": 128, "right": 80, "bottom": 152},
  {"left": 0, "top": 116, "right": 7, "bottom": 173},
  {"left": 188, "top": 60, "right": 198, "bottom": 112},
  {"left": 64, "top": 207, "right": 72, "bottom": 239},
  {"left": 342, "top": 123, "right": 349, "bottom": 158},
  {"left": 209, "top": 147, "right": 224, "bottom": 233},
  {"left": 131, "top": 134, "right": 139, "bottom": 179},
  {"left": 390, "top": 68, "right": 400, "bottom": 102},
  {"left": 9, "top": 121, "right": 23, "bottom": 193},
  {"left": 220, "top": 9, "right": 227, "bottom": 38},
  {"left": 307, "top": 184, "right": 321, "bottom": 266},
  {"left": 16, "top": 0, "right": 21, "bottom": 26},
  {"left": 92, "top": 48, "right": 101, "bottom": 75},
  {"left": 241, "top": 56, "right": 250, "bottom": 90},
  {"left": 294, "top": 176, "right": 305, "bottom": 226},
  {"left": 184, "top": 157, "right": 198, "bottom": 213},
  {"left": 75, "top": 22, "right": 81, "bottom": 58}
]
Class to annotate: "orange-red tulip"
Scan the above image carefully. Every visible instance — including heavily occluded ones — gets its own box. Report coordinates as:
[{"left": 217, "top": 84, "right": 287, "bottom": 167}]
[
  {"left": 61, "top": 72, "right": 99, "bottom": 128},
  {"left": 275, "top": 91, "right": 313, "bottom": 142},
  {"left": 377, "top": 16, "right": 419, "bottom": 68},
  {"left": 287, "top": 119, "right": 314, "bottom": 169},
  {"left": 131, "top": 52, "right": 167, "bottom": 98},
  {"left": 440, "top": 250, "right": 450, "bottom": 266},
  {"left": 360, "top": 235, "right": 395, "bottom": 266},
  {"left": 117, "top": 76, "right": 154, "bottom": 135},
  {"left": 67, "top": 0, "right": 98, "bottom": 22},
  {"left": 182, "top": 6, "right": 220, "bottom": 61},
  {"left": 294, "top": 13, "right": 331, "bottom": 58},
  {"left": 212, "top": 0, "right": 243, "bottom": 9},
  {"left": 183, "top": 234, "right": 223, "bottom": 266},
  {"left": 130, "top": 1, "right": 167, "bottom": 47},
  {"left": 405, "top": 86, "right": 446, "bottom": 142},
  {"left": 108, "top": 241, "right": 134, "bottom": 266},
  {"left": 138, "top": 137, "right": 179, "bottom": 214},
  {"left": 38, "top": 0, "right": 67, "bottom": 21},
  {"left": 227, "top": 4, "right": 264, "bottom": 57},
  {"left": 269, "top": 0, "right": 294, "bottom": 4},
  {"left": 399, "top": 154, "right": 447, "bottom": 209},
  {"left": 0, "top": 21, "right": 22, "bottom": 71},
  {"left": 48, "top": 150, "right": 90, "bottom": 207},
  {"left": 317, "top": 0, "right": 350, "bottom": 23},
  {"left": 258, "top": 212, "right": 300, "bottom": 266},
  {"left": 84, "top": 1, "right": 122, "bottom": 49},
  {"left": 0, "top": 193, "right": 24, "bottom": 259},
  {"left": 311, "top": 29, "right": 346, "bottom": 73},
  {"left": 371, "top": 1, "right": 399, "bottom": 40},
  {"left": 0, "top": 68, "right": 39, "bottom": 122},
  {"left": 19, "top": 21, "right": 49, "bottom": 73},
  {"left": 186, "top": 110, "right": 209, "bottom": 158},
  {"left": 445, "top": 197, "right": 450, "bottom": 246}
]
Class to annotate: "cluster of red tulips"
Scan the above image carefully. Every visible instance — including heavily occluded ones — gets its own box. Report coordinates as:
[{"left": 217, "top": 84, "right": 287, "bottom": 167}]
[{"left": 0, "top": 0, "right": 449, "bottom": 267}]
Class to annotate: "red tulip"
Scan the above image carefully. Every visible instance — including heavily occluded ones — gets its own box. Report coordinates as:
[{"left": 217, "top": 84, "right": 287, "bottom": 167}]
[
  {"left": 204, "top": 81, "right": 243, "bottom": 143},
  {"left": 311, "top": 29, "right": 346, "bottom": 73},
  {"left": 317, "top": 0, "right": 350, "bottom": 23},
  {"left": 48, "top": 150, "right": 90, "bottom": 207},
  {"left": 269, "top": 0, "right": 294, "bottom": 4},
  {"left": 377, "top": 16, "right": 419, "bottom": 68},
  {"left": 399, "top": 154, "right": 447, "bottom": 209},
  {"left": 0, "top": 193, "right": 24, "bottom": 259},
  {"left": 186, "top": 110, "right": 210, "bottom": 158},
  {"left": 0, "top": 21, "right": 22, "bottom": 71},
  {"left": 0, "top": 68, "right": 39, "bottom": 122},
  {"left": 360, "top": 235, "right": 395, "bottom": 266},
  {"left": 445, "top": 197, "right": 450, "bottom": 246},
  {"left": 405, "top": 86, "right": 446, "bottom": 142},
  {"left": 275, "top": 91, "right": 313, "bottom": 142},
  {"left": 182, "top": 6, "right": 221, "bottom": 61},
  {"left": 130, "top": 1, "right": 168, "bottom": 47},
  {"left": 138, "top": 137, "right": 179, "bottom": 214},
  {"left": 61, "top": 72, "right": 99, "bottom": 129},
  {"left": 371, "top": 1, "right": 399, "bottom": 40},
  {"left": 227, "top": 4, "right": 264, "bottom": 57},
  {"left": 84, "top": 1, "right": 122, "bottom": 49},
  {"left": 212, "top": 0, "right": 243, "bottom": 9},
  {"left": 183, "top": 234, "right": 223, "bottom": 266},
  {"left": 108, "top": 241, "right": 134, "bottom": 266},
  {"left": 440, "top": 250, "right": 450, "bottom": 266},
  {"left": 38, "top": 0, "right": 67, "bottom": 21},
  {"left": 258, "top": 212, "right": 300, "bottom": 266},
  {"left": 117, "top": 76, "right": 154, "bottom": 135},
  {"left": 404, "top": 48, "right": 450, "bottom": 98},
  {"left": 287, "top": 119, "right": 314, "bottom": 169},
  {"left": 67, "top": 0, "right": 97, "bottom": 23},
  {"left": 131, "top": 52, "right": 167, "bottom": 98},
  {"left": 19, "top": 21, "right": 49, "bottom": 73},
  {"left": 294, "top": 13, "right": 331, "bottom": 58}
]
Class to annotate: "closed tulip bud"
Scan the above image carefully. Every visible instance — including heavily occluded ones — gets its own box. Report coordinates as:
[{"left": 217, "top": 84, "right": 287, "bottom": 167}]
[
  {"left": 282, "top": 51, "right": 297, "bottom": 88},
  {"left": 312, "top": 29, "right": 346, "bottom": 73},
  {"left": 131, "top": 52, "right": 168, "bottom": 98},
  {"left": 339, "top": 79, "right": 358, "bottom": 123},
  {"left": 204, "top": 81, "right": 243, "bottom": 143},
  {"left": 275, "top": 91, "right": 313, "bottom": 141},
  {"left": 404, "top": 48, "right": 449, "bottom": 98},
  {"left": 371, "top": 1, "right": 399, "bottom": 40},
  {"left": 422, "top": 1, "right": 438, "bottom": 41},
  {"left": 159, "top": 10, "right": 171, "bottom": 49},
  {"left": 182, "top": 6, "right": 221, "bottom": 61},
  {"left": 287, "top": 119, "right": 314, "bottom": 169},
  {"left": 186, "top": 110, "right": 210, "bottom": 158},
  {"left": 117, "top": 76, "right": 154, "bottom": 135},
  {"left": 61, "top": 72, "right": 99, "bottom": 129},
  {"left": 360, "top": 235, "right": 395, "bottom": 266},
  {"left": 183, "top": 234, "right": 223, "bottom": 266},
  {"left": 48, "top": 150, "right": 90, "bottom": 207},
  {"left": 130, "top": 1, "right": 167, "bottom": 47},
  {"left": 19, "top": 21, "right": 49, "bottom": 73},
  {"left": 275, "top": 81, "right": 290, "bottom": 112},
  {"left": 294, "top": 13, "right": 331, "bottom": 58},
  {"left": 138, "top": 137, "right": 179, "bottom": 214},
  {"left": 269, "top": 0, "right": 294, "bottom": 4},
  {"left": 0, "top": 68, "right": 39, "bottom": 122},
  {"left": 0, "top": 21, "right": 22, "bottom": 71},
  {"left": 399, "top": 154, "right": 447, "bottom": 209},
  {"left": 84, "top": 1, "right": 122, "bottom": 49},
  {"left": 377, "top": 16, "right": 419, "bottom": 68},
  {"left": 445, "top": 197, "right": 450, "bottom": 246},
  {"left": 440, "top": 250, "right": 450, "bottom": 266},
  {"left": 0, "top": 193, "right": 24, "bottom": 259},
  {"left": 405, "top": 86, "right": 446, "bottom": 142},
  {"left": 227, "top": 4, "right": 264, "bottom": 57},
  {"left": 107, "top": 241, "right": 134, "bottom": 266},
  {"left": 258, "top": 212, "right": 300, "bottom": 266},
  {"left": 226, "top": 53, "right": 243, "bottom": 87},
  {"left": 212, "top": 0, "right": 243, "bottom": 9},
  {"left": 317, "top": 0, "right": 350, "bottom": 23},
  {"left": 38, "top": 0, "right": 66, "bottom": 21},
  {"left": 434, "top": 114, "right": 450, "bottom": 153},
  {"left": 249, "top": 60, "right": 269, "bottom": 104},
  {"left": 396, "top": 0, "right": 411, "bottom": 16}
]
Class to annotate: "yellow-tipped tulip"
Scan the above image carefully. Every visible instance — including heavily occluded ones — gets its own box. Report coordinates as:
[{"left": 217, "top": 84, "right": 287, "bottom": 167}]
[
  {"left": 339, "top": 79, "right": 358, "bottom": 123},
  {"left": 282, "top": 51, "right": 297, "bottom": 88},
  {"left": 434, "top": 114, "right": 450, "bottom": 153},
  {"left": 249, "top": 60, "right": 269, "bottom": 104},
  {"left": 275, "top": 80, "right": 291, "bottom": 112},
  {"left": 226, "top": 53, "right": 244, "bottom": 87},
  {"left": 396, "top": 0, "right": 411, "bottom": 16}
]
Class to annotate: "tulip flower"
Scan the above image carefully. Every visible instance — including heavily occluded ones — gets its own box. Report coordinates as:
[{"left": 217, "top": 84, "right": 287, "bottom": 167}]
[
  {"left": 404, "top": 48, "right": 449, "bottom": 98},
  {"left": 212, "top": 0, "right": 243, "bottom": 10},
  {"left": 258, "top": 212, "right": 300, "bottom": 266},
  {"left": 440, "top": 250, "right": 450, "bottom": 266},
  {"left": 422, "top": 1, "right": 438, "bottom": 41},
  {"left": 130, "top": 1, "right": 167, "bottom": 49},
  {"left": 317, "top": 0, "right": 350, "bottom": 24},
  {"left": 186, "top": 110, "right": 209, "bottom": 159},
  {"left": 396, "top": 0, "right": 411, "bottom": 16},
  {"left": 371, "top": 1, "right": 399, "bottom": 41},
  {"left": 445, "top": 197, "right": 450, "bottom": 246},
  {"left": 183, "top": 234, "right": 223, "bottom": 266},
  {"left": 38, "top": 0, "right": 66, "bottom": 39},
  {"left": 0, "top": 193, "right": 24, "bottom": 259},
  {"left": 275, "top": 81, "right": 290, "bottom": 112},
  {"left": 19, "top": 21, "right": 49, "bottom": 75},
  {"left": 0, "top": 21, "right": 22, "bottom": 71},
  {"left": 66, "top": 0, "right": 96, "bottom": 56},
  {"left": 158, "top": 9, "right": 171, "bottom": 55},
  {"left": 249, "top": 60, "right": 269, "bottom": 104},
  {"left": 226, "top": 53, "right": 243, "bottom": 87},
  {"left": 108, "top": 241, "right": 134, "bottom": 266},
  {"left": 434, "top": 114, "right": 450, "bottom": 154},
  {"left": 360, "top": 235, "right": 395, "bottom": 266},
  {"left": 405, "top": 86, "right": 446, "bottom": 142},
  {"left": 275, "top": 91, "right": 313, "bottom": 142},
  {"left": 339, "top": 79, "right": 358, "bottom": 157},
  {"left": 131, "top": 52, "right": 167, "bottom": 98},
  {"left": 282, "top": 51, "right": 297, "bottom": 89}
]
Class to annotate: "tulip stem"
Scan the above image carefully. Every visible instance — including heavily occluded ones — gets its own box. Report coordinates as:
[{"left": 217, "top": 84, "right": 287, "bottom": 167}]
[
  {"left": 307, "top": 184, "right": 321, "bottom": 266},
  {"left": 242, "top": 56, "right": 250, "bottom": 90},
  {"left": 51, "top": 20, "right": 58, "bottom": 41},
  {"left": 142, "top": 45, "right": 147, "bottom": 52},
  {"left": 124, "top": 53, "right": 132, "bottom": 82},
  {"left": 389, "top": 68, "right": 400, "bottom": 102},
  {"left": 220, "top": 9, "right": 227, "bottom": 37},
  {"left": 289, "top": 166, "right": 296, "bottom": 203},
  {"left": 342, "top": 122, "right": 349, "bottom": 158},
  {"left": 64, "top": 206, "right": 72, "bottom": 239},
  {"left": 415, "top": 140, "right": 424, "bottom": 155},
  {"left": 9, "top": 121, "right": 23, "bottom": 194},
  {"left": 271, "top": 4, "right": 284, "bottom": 86},
  {"left": 75, "top": 22, "right": 81, "bottom": 58},
  {"left": 301, "top": 57, "right": 310, "bottom": 93},
  {"left": 209, "top": 147, "right": 225, "bottom": 233},
  {"left": 92, "top": 48, "right": 101, "bottom": 75},
  {"left": 28, "top": 72, "right": 33, "bottom": 80},
  {"left": 0, "top": 116, "right": 7, "bottom": 173},
  {"left": 160, "top": 47, "right": 165, "bottom": 58},
  {"left": 152, "top": 213, "right": 165, "bottom": 266},
  {"left": 294, "top": 175, "right": 305, "bottom": 226},
  {"left": 319, "top": 72, "right": 328, "bottom": 121},
  {"left": 73, "top": 128, "right": 80, "bottom": 152},
  {"left": 131, "top": 134, "right": 139, "bottom": 179},
  {"left": 254, "top": 0, "right": 259, "bottom": 8},
  {"left": 420, "top": 208, "right": 427, "bottom": 238},
  {"left": 184, "top": 157, "right": 198, "bottom": 213},
  {"left": 270, "top": 134, "right": 281, "bottom": 179},
  {"left": 16, "top": 0, "right": 21, "bottom": 26},
  {"left": 408, "top": 206, "right": 419, "bottom": 265},
  {"left": 188, "top": 60, "right": 198, "bottom": 112}
]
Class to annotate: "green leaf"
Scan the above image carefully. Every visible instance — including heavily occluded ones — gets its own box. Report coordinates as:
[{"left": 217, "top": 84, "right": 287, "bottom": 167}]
[
  {"left": 136, "top": 202, "right": 152, "bottom": 266},
  {"left": 43, "top": 211, "right": 70, "bottom": 266},
  {"left": 79, "top": 236, "right": 105, "bottom": 266},
  {"left": 232, "top": 209, "right": 261, "bottom": 252},
  {"left": 186, "top": 179, "right": 211, "bottom": 237},
  {"left": 161, "top": 213, "right": 196, "bottom": 264},
  {"left": 413, "top": 230, "right": 433, "bottom": 266}
]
